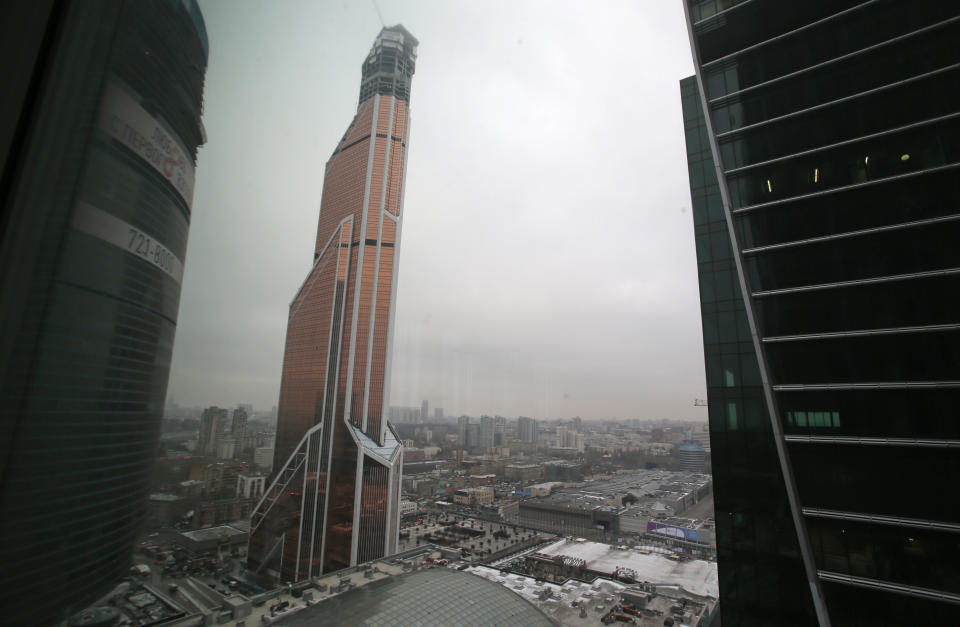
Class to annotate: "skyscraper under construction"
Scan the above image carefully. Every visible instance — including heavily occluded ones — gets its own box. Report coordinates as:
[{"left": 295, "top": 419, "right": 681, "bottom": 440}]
[{"left": 248, "top": 25, "right": 417, "bottom": 582}]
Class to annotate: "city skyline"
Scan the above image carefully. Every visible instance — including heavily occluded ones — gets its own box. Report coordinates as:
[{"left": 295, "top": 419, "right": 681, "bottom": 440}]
[{"left": 165, "top": 0, "right": 702, "bottom": 421}]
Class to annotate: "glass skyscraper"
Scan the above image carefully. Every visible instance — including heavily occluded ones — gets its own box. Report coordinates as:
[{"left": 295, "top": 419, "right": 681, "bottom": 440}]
[
  {"left": 0, "top": 1, "right": 207, "bottom": 623},
  {"left": 682, "top": 1, "right": 960, "bottom": 625},
  {"left": 247, "top": 25, "right": 416, "bottom": 582}
]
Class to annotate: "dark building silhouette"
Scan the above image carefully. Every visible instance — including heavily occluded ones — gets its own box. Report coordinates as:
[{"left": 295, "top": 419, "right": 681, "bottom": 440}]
[
  {"left": 0, "top": 1, "right": 208, "bottom": 623},
  {"left": 682, "top": 1, "right": 960, "bottom": 625},
  {"left": 247, "top": 25, "right": 417, "bottom": 583}
]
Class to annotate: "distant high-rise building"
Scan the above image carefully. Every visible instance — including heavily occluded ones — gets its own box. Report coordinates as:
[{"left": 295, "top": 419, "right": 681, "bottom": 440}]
[
  {"left": 420, "top": 399, "right": 429, "bottom": 423},
  {"left": 479, "top": 415, "right": 495, "bottom": 449},
  {"left": 574, "top": 433, "right": 585, "bottom": 453},
  {"left": 0, "top": 1, "right": 208, "bottom": 622},
  {"left": 434, "top": 407, "right": 444, "bottom": 421},
  {"left": 466, "top": 424, "right": 480, "bottom": 449},
  {"left": 248, "top": 25, "right": 417, "bottom": 583},
  {"left": 217, "top": 435, "right": 236, "bottom": 460},
  {"left": 677, "top": 441, "right": 705, "bottom": 473},
  {"left": 458, "top": 416, "right": 470, "bottom": 446},
  {"left": 232, "top": 406, "right": 249, "bottom": 446},
  {"left": 683, "top": 2, "right": 960, "bottom": 624},
  {"left": 199, "top": 406, "right": 228, "bottom": 456},
  {"left": 494, "top": 415, "right": 507, "bottom": 445},
  {"left": 555, "top": 425, "right": 568, "bottom": 448},
  {"left": 518, "top": 416, "right": 538, "bottom": 443}
]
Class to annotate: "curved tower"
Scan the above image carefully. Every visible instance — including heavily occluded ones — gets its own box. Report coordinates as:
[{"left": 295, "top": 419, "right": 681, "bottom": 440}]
[
  {"left": 248, "top": 25, "right": 417, "bottom": 581},
  {"left": 0, "top": 1, "right": 207, "bottom": 623}
]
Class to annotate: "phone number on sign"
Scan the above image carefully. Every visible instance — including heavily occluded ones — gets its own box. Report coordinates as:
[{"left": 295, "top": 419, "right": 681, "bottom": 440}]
[{"left": 128, "top": 227, "right": 176, "bottom": 275}]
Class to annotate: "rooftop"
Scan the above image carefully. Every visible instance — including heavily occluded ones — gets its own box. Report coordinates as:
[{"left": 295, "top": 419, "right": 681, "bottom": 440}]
[
  {"left": 538, "top": 538, "right": 718, "bottom": 598},
  {"left": 279, "top": 567, "right": 555, "bottom": 626},
  {"left": 180, "top": 523, "right": 247, "bottom": 542},
  {"left": 465, "top": 565, "right": 717, "bottom": 627}
]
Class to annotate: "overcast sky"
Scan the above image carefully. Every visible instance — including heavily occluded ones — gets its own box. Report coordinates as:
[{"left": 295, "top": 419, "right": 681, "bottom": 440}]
[{"left": 166, "top": 0, "right": 703, "bottom": 421}]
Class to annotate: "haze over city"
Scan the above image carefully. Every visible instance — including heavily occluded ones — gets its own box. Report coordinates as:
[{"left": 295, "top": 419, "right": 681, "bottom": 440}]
[{"left": 166, "top": 0, "right": 702, "bottom": 420}]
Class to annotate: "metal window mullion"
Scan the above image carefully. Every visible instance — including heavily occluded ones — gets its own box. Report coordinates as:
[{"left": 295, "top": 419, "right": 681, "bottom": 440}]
[
  {"left": 701, "top": 0, "right": 880, "bottom": 71},
  {"left": 343, "top": 95, "right": 381, "bottom": 425},
  {"left": 294, "top": 429, "right": 313, "bottom": 579},
  {"left": 709, "top": 14, "right": 960, "bottom": 107},
  {"left": 754, "top": 267, "right": 960, "bottom": 298},
  {"left": 724, "top": 110, "right": 960, "bottom": 176},
  {"left": 803, "top": 507, "right": 960, "bottom": 533},
  {"left": 692, "top": 0, "right": 756, "bottom": 29},
  {"left": 350, "top": 451, "right": 364, "bottom": 566},
  {"left": 717, "top": 63, "right": 960, "bottom": 140},
  {"left": 743, "top": 213, "right": 960, "bottom": 255},
  {"left": 380, "top": 113, "right": 410, "bottom": 448},
  {"left": 786, "top": 435, "right": 960, "bottom": 449},
  {"left": 817, "top": 570, "right": 960, "bottom": 605},
  {"left": 362, "top": 97, "right": 395, "bottom": 440},
  {"left": 764, "top": 322, "right": 960, "bottom": 343},
  {"left": 734, "top": 161, "right": 960, "bottom": 215},
  {"left": 318, "top": 224, "right": 354, "bottom": 573},
  {"left": 774, "top": 381, "right": 960, "bottom": 392}
]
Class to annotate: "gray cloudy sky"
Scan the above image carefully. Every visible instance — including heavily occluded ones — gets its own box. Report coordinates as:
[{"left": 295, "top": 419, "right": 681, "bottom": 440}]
[{"left": 167, "top": 0, "right": 704, "bottom": 421}]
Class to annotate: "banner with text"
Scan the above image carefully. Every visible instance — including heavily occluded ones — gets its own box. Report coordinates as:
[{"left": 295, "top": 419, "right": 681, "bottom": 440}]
[{"left": 98, "top": 81, "right": 196, "bottom": 209}]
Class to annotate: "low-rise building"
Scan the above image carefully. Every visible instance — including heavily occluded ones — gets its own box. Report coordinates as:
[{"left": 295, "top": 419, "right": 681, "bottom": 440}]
[
  {"left": 525, "top": 482, "right": 564, "bottom": 497},
  {"left": 253, "top": 446, "right": 273, "bottom": 469},
  {"left": 505, "top": 464, "right": 541, "bottom": 482},
  {"left": 400, "top": 499, "right": 419, "bottom": 517}
]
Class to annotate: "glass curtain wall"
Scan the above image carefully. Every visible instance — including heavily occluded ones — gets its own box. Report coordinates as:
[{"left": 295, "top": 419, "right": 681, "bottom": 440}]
[{"left": 685, "top": 1, "right": 960, "bottom": 624}]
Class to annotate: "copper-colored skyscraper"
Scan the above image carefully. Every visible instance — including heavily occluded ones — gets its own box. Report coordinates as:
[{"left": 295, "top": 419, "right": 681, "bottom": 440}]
[{"left": 248, "top": 25, "right": 417, "bottom": 582}]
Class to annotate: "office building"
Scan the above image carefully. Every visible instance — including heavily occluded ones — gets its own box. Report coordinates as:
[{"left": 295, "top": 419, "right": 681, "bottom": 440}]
[
  {"left": 420, "top": 399, "right": 429, "bottom": 423},
  {"left": 458, "top": 415, "right": 470, "bottom": 446},
  {"left": 494, "top": 415, "right": 506, "bottom": 445},
  {"left": 0, "top": 1, "right": 208, "bottom": 622},
  {"left": 517, "top": 416, "right": 538, "bottom": 443},
  {"left": 479, "top": 415, "right": 495, "bottom": 449},
  {"left": 247, "top": 25, "right": 417, "bottom": 583},
  {"left": 682, "top": 2, "right": 960, "bottom": 624},
  {"left": 199, "top": 406, "right": 228, "bottom": 456},
  {"left": 677, "top": 441, "right": 706, "bottom": 473},
  {"left": 217, "top": 435, "right": 236, "bottom": 460},
  {"left": 237, "top": 474, "right": 267, "bottom": 500},
  {"left": 232, "top": 405, "right": 249, "bottom": 446}
]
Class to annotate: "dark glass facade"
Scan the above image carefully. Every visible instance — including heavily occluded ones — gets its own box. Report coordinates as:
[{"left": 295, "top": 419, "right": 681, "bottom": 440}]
[
  {"left": 247, "top": 26, "right": 414, "bottom": 583},
  {"left": 683, "top": 1, "right": 960, "bottom": 624},
  {"left": 0, "top": 1, "right": 207, "bottom": 624},
  {"left": 681, "top": 75, "right": 816, "bottom": 626}
]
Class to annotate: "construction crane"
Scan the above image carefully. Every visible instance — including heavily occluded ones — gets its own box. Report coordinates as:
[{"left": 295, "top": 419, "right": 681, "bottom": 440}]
[
  {"left": 693, "top": 399, "right": 707, "bottom": 406},
  {"left": 371, "top": 0, "right": 386, "bottom": 27}
]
